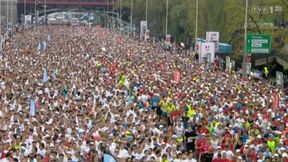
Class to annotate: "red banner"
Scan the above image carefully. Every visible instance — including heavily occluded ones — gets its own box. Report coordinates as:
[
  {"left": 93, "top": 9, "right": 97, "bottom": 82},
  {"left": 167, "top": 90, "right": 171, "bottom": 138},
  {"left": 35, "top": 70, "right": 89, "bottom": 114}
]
[{"left": 272, "top": 93, "right": 279, "bottom": 111}]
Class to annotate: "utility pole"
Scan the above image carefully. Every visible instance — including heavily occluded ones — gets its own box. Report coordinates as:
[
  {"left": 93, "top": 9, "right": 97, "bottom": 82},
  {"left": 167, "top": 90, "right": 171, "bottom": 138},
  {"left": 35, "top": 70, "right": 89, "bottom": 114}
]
[
  {"left": 195, "top": 0, "right": 198, "bottom": 51},
  {"left": 165, "top": 0, "right": 169, "bottom": 36},
  {"left": 243, "top": 0, "right": 249, "bottom": 77}
]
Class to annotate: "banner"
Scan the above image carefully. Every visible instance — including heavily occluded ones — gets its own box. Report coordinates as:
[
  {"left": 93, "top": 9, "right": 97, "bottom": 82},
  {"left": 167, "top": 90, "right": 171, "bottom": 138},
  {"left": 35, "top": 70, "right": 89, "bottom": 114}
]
[
  {"left": 140, "top": 21, "right": 148, "bottom": 40},
  {"left": 173, "top": 70, "right": 181, "bottom": 84},
  {"left": 166, "top": 34, "right": 171, "bottom": 44},
  {"left": 272, "top": 93, "right": 279, "bottom": 111},
  {"left": 25, "top": 15, "right": 32, "bottom": 25},
  {"left": 199, "top": 43, "right": 215, "bottom": 64},
  {"left": 206, "top": 32, "right": 220, "bottom": 42},
  {"left": 276, "top": 71, "right": 283, "bottom": 87},
  {"left": 206, "top": 31, "right": 220, "bottom": 52},
  {"left": 42, "top": 68, "right": 48, "bottom": 83}
]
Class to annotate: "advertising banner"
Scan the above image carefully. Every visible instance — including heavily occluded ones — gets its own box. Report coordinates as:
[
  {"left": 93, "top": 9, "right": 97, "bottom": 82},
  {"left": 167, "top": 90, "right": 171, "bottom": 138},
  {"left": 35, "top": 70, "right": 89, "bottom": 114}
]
[
  {"left": 140, "top": 21, "right": 148, "bottom": 40},
  {"left": 206, "top": 32, "right": 220, "bottom": 52},
  {"left": 276, "top": 71, "right": 284, "bottom": 87},
  {"left": 199, "top": 43, "right": 215, "bottom": 64}
]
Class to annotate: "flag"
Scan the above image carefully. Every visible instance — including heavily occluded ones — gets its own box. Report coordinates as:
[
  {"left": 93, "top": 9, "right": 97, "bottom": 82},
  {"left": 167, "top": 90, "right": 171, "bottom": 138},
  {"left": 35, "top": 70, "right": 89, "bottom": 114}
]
[
  {"left": 109, "top": 63, "right": 118, "bottom": 75},
  {"left": 42, "top": 68, "right": 48, "bottom": 83},
  {"left": 118, "top": 74, "right": 129, "bottom": 89},
  {"left": 160, "top": 63, "right": 164, "bottom": 71},
  {"left": 29, "top": 99, "right": 36, "bottom": 117},
  {"left": 52, "top": 72, "right": 56, "bottom": 80},
  {"left": 42, "top": 41, "right": 47, "bottom": 51},
  {"left": 103, "top": 153, "right": 117, "bottom": 162},
  {"left": 272, "top": 93, "right": 279, "bottom": 111},
  {"left": 47, "top": 34, "right": 51, "bottom": 41},
  {"left": 173, "top": 70, "right": 181, "bottom": 84},
  {"left": 118, "top": 75, "right": 126, "bottom": 85},
  {"left": 37, "top": 41, "right": 48, "bottom": 54},
  {"left": 37, "top": 42, "right": 42, "bottom": 54}
]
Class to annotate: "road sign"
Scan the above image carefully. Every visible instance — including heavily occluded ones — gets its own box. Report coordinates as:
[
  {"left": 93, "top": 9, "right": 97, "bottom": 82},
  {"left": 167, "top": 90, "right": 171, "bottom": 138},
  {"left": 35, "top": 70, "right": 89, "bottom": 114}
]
[{"left": 246, "top": 34, "right": 272, "bottom": 54}]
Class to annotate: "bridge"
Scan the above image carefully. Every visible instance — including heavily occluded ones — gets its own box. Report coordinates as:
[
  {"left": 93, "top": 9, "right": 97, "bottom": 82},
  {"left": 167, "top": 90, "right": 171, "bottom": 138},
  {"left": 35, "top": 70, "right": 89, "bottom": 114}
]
[
  {"left": 0, "top": 0, "right": 116, "bottom": 25},
  {"left": 18, "top": 0, "right": 115, "bottom": 7},
  {"left": 16, "top": 0, "right": 116, "bottom": 23}
]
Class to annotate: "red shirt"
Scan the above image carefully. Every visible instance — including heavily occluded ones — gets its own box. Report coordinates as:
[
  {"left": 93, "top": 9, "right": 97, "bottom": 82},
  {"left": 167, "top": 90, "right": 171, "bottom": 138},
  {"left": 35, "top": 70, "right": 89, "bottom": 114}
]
[
  {"left": 196, "top": 138, "right": 207, "bottom": 148},
  {"left": 212, "top": 158, "right": 224, "bottom": 162},
  {"left": 0, "top": 152, "right": 6, "bottom": 159},
  {"left": 198, "top": 127, "right": 209, "bottom": 135},
  {"left": 43, "top": 156, "right": 49, "bottom": 162},
  {"left": 222, "top": 158, "right": 232, "bottom": 162}
]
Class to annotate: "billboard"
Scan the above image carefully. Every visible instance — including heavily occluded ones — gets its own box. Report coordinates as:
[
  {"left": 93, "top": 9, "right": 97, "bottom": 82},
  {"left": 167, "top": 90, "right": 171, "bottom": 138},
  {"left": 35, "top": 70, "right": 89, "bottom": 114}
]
[
  {"left": 206, "top": 32, "right": 220, "bottom": 52},
  {"left": 206, "top": 32, "right": 220, "bottom": 42},
  {"left": 199, "top": 43, "right": 215, "bottom": 64}
]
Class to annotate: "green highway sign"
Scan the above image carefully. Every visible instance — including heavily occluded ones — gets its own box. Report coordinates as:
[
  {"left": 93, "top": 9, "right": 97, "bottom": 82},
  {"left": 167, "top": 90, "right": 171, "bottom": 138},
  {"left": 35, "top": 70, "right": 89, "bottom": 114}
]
[{"left": 246, "top": 34, "right": 272, "bottom": 54}]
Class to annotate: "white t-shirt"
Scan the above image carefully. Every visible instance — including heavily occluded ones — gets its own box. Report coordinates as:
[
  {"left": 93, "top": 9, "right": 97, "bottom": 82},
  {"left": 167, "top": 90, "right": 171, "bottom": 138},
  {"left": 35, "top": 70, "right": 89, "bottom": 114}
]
[
  {"left": 0, "top": 158, "right": 10, "bottom": 162},
  {"left": 118, "top": 149, "right": 129, "bottom": 159},
  {"left": 221, "top": 150, "right": 234, "bottom": 160}
]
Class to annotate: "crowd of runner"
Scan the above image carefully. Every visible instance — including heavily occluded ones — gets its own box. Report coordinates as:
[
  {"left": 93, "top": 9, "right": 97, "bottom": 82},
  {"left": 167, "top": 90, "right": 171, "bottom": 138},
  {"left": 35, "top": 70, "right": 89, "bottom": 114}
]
[{"left": 0, "top": 26, "right": 287, "bottom": 162}]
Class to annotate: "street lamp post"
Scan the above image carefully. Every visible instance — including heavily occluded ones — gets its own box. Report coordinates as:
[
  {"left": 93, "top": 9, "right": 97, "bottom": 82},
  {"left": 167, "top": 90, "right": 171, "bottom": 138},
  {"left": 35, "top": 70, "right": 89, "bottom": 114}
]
[
  {"left": 195, "top": 0, "right": 198, "bottom": 51},
  {"left": 130, "top": 0, "right": 133, "bottom": 36},
  {"left": 106, "top": 0, "right": 108, "bottom": 28},
  {"left": 11, "top": 0, "right": 13, "bottom": 35},
  {"left": 6, "top": 0, "right": 8, "bottom": 31},
  {"left": 44, "top": 0, "right": 47, "bottom": 25},
  {"left": 0, "top": 0, "right": 2, "bottom": 51},
  {"left": 165, "top": 0, "right": 169, "bottom": 36},
  {"left": 243, "top": 0, "right": 249, "bottom": 77},
  {"left": 35, "top": 0, "right": 37, "bottom": 27},
  {"left": 24, "top": 0, "right": 27, "bottom": 25},
  {"left": 120, "top": 0, "right": 122, "bottom": 20},
  {"left": 146, "top": 0, "right": 148, "bottom": 21}
]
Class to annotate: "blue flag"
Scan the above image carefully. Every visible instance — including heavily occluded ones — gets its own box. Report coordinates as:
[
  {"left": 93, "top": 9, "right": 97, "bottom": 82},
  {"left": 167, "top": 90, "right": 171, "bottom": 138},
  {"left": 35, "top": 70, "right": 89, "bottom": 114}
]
[
  {"left": 103, "top": 154, "right": 117, "bottom": 162},
  {"left": 42, "top": 68, "right": 48, "bottom": 82},
  {"left": 42, "top": 41, "right": 47, "bottom": 51},
  {"left": 37, "top": 42, "right": 42, "bottom": 54},
  {"left": 29, "top": 99, "right": 36, "bottom": 117}
]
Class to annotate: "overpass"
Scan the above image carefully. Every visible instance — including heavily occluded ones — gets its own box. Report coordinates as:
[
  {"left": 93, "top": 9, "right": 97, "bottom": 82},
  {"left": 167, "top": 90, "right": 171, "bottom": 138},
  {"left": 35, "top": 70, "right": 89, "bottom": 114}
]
[
  {"left": 17, "top": 0, "right": 116, "bottom": 23},
  {"left": 18, "top": 0, "right": 115, "bottom": 7}
]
